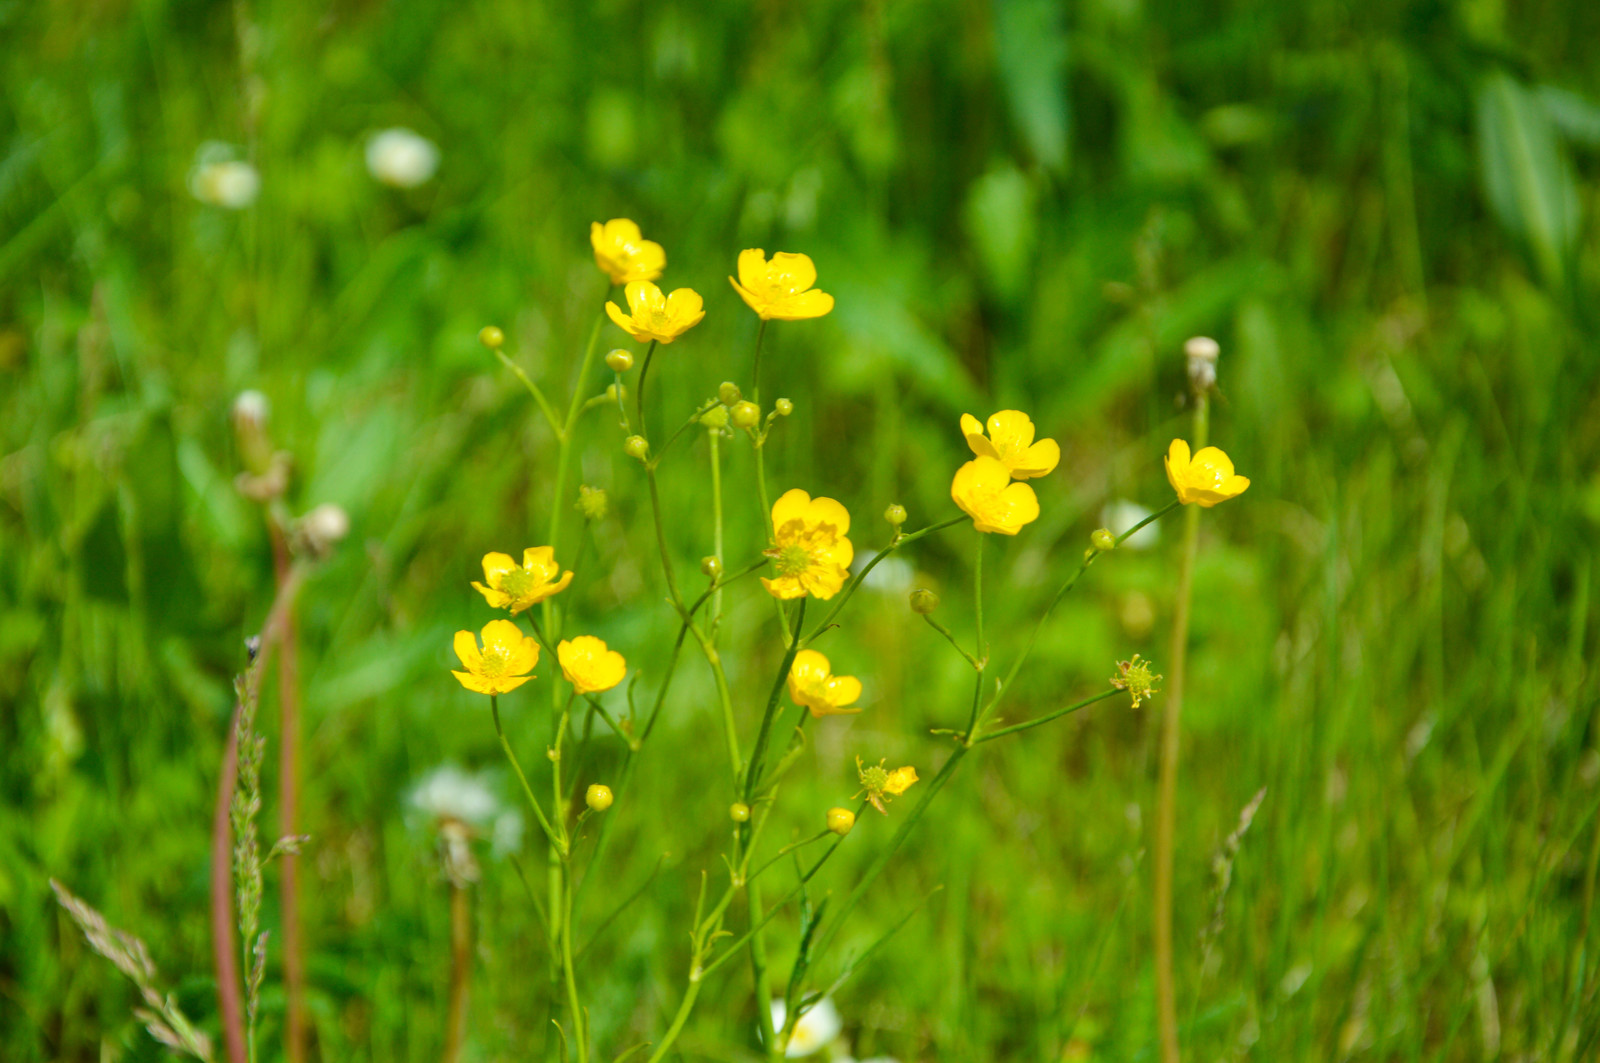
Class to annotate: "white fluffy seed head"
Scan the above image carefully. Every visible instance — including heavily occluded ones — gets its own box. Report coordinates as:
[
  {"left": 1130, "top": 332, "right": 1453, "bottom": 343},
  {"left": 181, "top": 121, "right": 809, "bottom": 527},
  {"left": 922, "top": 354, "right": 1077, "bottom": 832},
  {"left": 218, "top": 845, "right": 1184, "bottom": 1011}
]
[{"left": 366, "top": 128, "right": 440, "bottom": 188}]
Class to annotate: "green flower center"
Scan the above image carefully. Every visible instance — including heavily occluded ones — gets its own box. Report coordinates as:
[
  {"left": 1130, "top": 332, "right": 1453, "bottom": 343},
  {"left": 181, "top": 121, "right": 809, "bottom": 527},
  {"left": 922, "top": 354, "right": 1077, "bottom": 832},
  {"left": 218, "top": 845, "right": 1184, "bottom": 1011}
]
[
  {"left": 478, "top": 648, "right": 510, "bottom": 679},
  {"left": 774, "top": 543, "right": 813, "bottom": 577},
  {"left": 497, "top": 566, "right": 536, "bottom": 600},
  {"left": 859, "top": 764, "right": 889, "bottom": 792}
]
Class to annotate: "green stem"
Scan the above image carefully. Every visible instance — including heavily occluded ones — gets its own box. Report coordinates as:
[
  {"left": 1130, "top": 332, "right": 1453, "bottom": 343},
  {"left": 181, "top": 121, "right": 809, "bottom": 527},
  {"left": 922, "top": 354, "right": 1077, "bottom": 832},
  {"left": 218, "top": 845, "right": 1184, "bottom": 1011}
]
[
  {"left": 1156, "top": 398, "right": 1207, "bottom": 1063},
  {"left": 494, "top": 347, "right": 564, "bottom": 438},
  {"left": 750, "top": 318, "right": 769, "bottom": 406},
  {"left": 974, "top": 688, "right": 1121, "bottom": 743},
  {"left": 744, "top": 598, "right": 807, "bottom": 801},
  {"left": 490, "top": 696, "right": 564, "bottom": 855},
  {"left": 921, "top": 614, "right": 982, "bottom": 670},
  {"left": 652, "top": 400, "right": 720, "bottom": 466},
  {"left": 634, "top": 340, "right": 659, "bottom": 442},
  {"left": 710, "top": 428, "right": 725, "bottom": 636},
  {"left": 801, "top": 515, "right": 964, "bottom": 647}
]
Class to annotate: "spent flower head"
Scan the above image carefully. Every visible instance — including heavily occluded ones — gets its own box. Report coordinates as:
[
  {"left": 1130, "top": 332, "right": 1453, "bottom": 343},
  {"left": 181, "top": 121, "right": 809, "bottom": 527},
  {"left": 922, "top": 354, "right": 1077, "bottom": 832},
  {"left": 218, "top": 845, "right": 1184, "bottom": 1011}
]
[
  {"left": 473, "top": 547, "right": 573, "bottom": 615},
  {"left": 762, "top": 488, "right": 854, "bottom": 600},
  {"left": 1110, "top": 653, "right": 1163, "bottom": 708},
  {"left": 855, "top": 756, "right": 919, "bottom": 815}
]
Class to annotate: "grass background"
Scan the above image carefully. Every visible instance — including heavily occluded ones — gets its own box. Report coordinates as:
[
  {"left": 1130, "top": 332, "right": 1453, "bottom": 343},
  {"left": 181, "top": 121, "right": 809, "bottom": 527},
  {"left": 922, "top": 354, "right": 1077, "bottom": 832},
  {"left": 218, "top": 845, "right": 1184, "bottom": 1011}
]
[{"left": 4, "top": 0, "right": 1600, "bottom": 1059}]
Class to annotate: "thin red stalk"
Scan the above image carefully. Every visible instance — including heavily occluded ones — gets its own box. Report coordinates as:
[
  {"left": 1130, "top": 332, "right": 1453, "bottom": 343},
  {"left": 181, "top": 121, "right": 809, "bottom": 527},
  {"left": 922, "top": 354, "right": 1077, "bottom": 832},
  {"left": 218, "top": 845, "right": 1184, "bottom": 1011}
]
[
  {"left": 444, "top": 883, "right": 471, "bottom": 1063},
  {"left": 211, "top": 709, "right": 247, "bottom": 1063}
]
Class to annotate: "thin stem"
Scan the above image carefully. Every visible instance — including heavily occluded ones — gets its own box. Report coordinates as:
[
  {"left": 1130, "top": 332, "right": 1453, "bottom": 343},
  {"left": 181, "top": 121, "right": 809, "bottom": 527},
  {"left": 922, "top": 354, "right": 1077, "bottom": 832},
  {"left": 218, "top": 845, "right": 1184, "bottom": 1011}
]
[
  {"left": 801, "top": 515, "right": 965, "bottom": 648},
  {"left": 443, "top": 882, "right": 470, "bottom": 1063},
  {"left": 652, "top": 400, "right": 719, "bottom": 466},
  {"left": 490, "top": 696, "right": 564, "bottom": 855},
  {"left": 494, "top": 347, "right": 564, "bottom": 438},
  {"left": 750, "top": 318, "right": 769, "bottom": 405},
  {"left": 710, "top": 428, "right": 725, "bottom": 636},
  {"left": 268, "top": 520, "right": 306, "bottom": 1063},
  {"left": 1156, "top": 399, "right": 1207, "bottom": 1063},
  {"left": 973, "top": 534, "right": 985, "bottom": 660},
  {"left": 974, "top": 688, "right": 1121, "bottom": 743},
  {"left": 744, "top": 598, "right": 808, "bottom": 801},
  {"left": 634, "top": 340, "right": 659, "bottom": 442},
  {"left": 921, "top": 614, "right": 982, "bottom": 670}
]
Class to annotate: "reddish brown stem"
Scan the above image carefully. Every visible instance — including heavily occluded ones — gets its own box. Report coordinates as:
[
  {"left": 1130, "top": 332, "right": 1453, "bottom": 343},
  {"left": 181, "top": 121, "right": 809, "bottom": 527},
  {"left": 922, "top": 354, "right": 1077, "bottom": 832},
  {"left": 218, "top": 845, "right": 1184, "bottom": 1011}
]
[
  {"left": 444, "top": 882, "right": 471, "bottom": 1063},
  {"left": 271, "top": 525, "right": 307, "bottom": 1063},
  {"left": 211, "top": 709, "right": 248, "bottom": 1063}
]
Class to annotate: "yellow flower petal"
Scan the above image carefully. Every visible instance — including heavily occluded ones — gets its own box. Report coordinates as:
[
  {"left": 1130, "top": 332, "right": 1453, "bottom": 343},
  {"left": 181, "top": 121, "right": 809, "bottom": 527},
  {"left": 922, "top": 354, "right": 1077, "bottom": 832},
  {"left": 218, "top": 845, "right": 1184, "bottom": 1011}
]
[
  {"left": 962, "top": 410, "right": 1059, "bottom": 479},
  {"left": 772, "top": 488, "right": 815, "bottom": 530},
  {"left": 1165, "top": 438, "right": 1249, "bottom": 507},
  {"left": 558, "top": 635, "right": 627, "bottom": 695},
  {"left": 453, "top": 629, "right": 482, "bottom": 671}
]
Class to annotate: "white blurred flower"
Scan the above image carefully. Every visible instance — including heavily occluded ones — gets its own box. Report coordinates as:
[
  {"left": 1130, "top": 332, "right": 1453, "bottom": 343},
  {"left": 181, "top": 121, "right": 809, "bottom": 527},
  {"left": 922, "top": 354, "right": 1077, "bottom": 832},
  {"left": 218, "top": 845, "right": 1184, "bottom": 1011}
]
[
  {"left": 854, "top": 555, "right": 914, "bottom": 595},
  {"left": 768, "top": 998, "right": 842, "bottom": 1058},
  {"left": 491, "top": 810, "right": 524, "bottom": 857},
  {"left": 189, "top": 142, "right": 259, "bottom": 209},
  {"left": 410, "top": 765, "right": 499, "bottom": 827},
  {"left": 366, "top": 128, "right": 439, "bottom": 188},
  {"left": 1101, "top": 499, "right": 1159, "bottom": 550}
]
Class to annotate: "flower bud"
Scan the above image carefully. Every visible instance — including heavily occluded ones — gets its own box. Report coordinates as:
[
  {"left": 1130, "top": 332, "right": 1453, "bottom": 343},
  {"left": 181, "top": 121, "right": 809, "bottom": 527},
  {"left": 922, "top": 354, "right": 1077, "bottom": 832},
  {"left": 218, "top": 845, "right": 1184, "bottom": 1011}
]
[
  {"left": 701, "top": 555, "right": 723, "bottom": 579},
  {"left": 884, "top": 503, "right": 907, "bottom": 527},
  {"left": 718, "top": 381, "right": 743, "bottom": 406},
  {"left": 729, "top": 801, "right": 751, "bottom": 823},
  {"left": 700, "top": 405, "right": 730, "bottom": 429},
  {"left": 295, "top": 503, "right": 350, "bottom": 558},
  {"left": 1185, "top": 335, "right": 1219, "bottom": 394},
  {"left": 478, "top": 325, "right": 505, "bottom": 349},
  {"left": 231, "top": 390, "right": 273, "bottom": 474},
  {"left": 909, "top": 588, "right": 939, "bottom": 615},
  {"left": 827, "top": 807, "right": 856, "bottom": 836},
  {"left": 605, "top": 348, "right": 634, "bottom": 372},
  {"left": 585, "top": 784, "right": 614, "bottom": 812},
  {"left": 774, "top": 397, "right": 794, "bottom": 417},
  {"left": 623, "top": 435, "right": 649, "bottom": 461},
  {"left": 1091, "top": 528, "right": 1117, "bottom": 552},
  {"left": 576, "top": 485, "right": 609, "bottom": 521},
  {"left": 730, "top": 400, "right": 760, "bottom": 429}
]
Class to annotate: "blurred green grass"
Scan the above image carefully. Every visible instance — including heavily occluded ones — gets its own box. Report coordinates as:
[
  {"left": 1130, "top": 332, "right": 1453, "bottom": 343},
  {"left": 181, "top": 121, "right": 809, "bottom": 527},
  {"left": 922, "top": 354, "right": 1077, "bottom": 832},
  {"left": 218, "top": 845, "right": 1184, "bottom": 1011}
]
[{"left": 3, "top": 0, "right": 1600, "bottom": 1059}]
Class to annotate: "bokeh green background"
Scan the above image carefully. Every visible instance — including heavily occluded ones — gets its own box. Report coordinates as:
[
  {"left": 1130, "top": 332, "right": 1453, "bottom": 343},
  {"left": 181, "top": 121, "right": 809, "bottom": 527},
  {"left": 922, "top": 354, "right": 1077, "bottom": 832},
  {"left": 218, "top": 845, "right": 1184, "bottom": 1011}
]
[{"left": 4, "top": 0, "right": 1600, "bottom": 1059}]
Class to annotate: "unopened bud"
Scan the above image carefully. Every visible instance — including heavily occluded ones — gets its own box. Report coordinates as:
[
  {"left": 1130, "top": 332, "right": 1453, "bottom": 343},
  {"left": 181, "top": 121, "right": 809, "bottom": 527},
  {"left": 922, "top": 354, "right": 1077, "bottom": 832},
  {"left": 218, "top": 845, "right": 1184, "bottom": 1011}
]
[
  {"left": 478, "top": 325, "right": 505, "bottom": 349},
  {"left": 718, "top": 381, "right": 742, "bottom": 406},
  {"left": 576, "top": 485, "right": 609, "bottom": 521},
  {"left": 729, "top": 801, "right": 751, "bottom": 823},
  {"left": 827, "top": 807, "right": 856, "bottom": 836},
  {"left": 731, "top": 401, "right": 760, "bottom": 429},
  {"left": 701, "top": 555, "right": 723, "bottom": 579},
  {"left": 1091, "top": 528, "right": 1117, "bottom": 552},
  {"left": 909, "top": 588, "right": 939, "bottom": 615},
  {"left": 774, "top": 397, "right": 794, "bottom": 417},
  {"left": 1185, "top": 336, "right": 1219, "bottom": 394},
  {"left": 701, "top": 406, "right": 729, "bottom": 429},
  {"left": 232, "top": 390, "right": 273, "bottom": 474},
  {"left": 585, "top": 784, "right": 614, "bottom": 812},
  {"left": 884, "top": 503, "right": 907, "bottom": 527},
  {"left": 297, "top": 503, "right": 350, "bottom": 558},
  {"left": 623, "top": 435, "right": 649, "bottom": 461}
]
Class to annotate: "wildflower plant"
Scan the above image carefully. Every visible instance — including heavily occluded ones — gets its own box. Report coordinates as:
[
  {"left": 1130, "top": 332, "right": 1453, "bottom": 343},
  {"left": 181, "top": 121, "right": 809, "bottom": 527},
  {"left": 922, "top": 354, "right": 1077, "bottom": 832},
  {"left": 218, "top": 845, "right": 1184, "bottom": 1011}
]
[{"left": 436, "top": 217, "right": 1251, "bottom": 1062}]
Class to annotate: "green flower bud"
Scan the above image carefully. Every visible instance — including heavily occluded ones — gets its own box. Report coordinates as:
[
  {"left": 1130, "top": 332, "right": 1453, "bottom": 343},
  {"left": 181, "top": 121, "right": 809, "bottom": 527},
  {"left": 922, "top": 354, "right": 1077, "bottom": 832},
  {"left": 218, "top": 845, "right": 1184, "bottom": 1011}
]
[
  {"left": 478, "top": 325, "right": 504, "bottom": 349},
  {"left": 576, "top": 485, "right": 609, "bottom": 521},
  {"left": 884, "top": 503, "right": 907, "bottom": 526},
  {"left": 700, "top": 405, "right": 730, "bottom": 429},
  {"left": 718, "top": 381, "right": 742, "bottom": 406},
  {"left": 585, "top": 784, "right": 614, "bottom": 812},
  {"left": 605, "top": 348, "right": 634, "bottom": 372},
  {"left": 701, "top": 555, "right": 723, "bottom": 579},
  {"left": 909, "top": 588, "right": 939, "bottom": 615},
  {"left": 623, "top": 435, "right": 649, "bottom": 461},
  {"left": 775, "top": 397, "right": 794, "bottom": 416},
  {"left": 729, "top": 802, "right": 751, "bottom": 823},
  {"left": 731, "top": 401, "right": 760, "bottom": 429},
  {"left": 1091, "top": 528, "right": 1117, "bottom": 552}
]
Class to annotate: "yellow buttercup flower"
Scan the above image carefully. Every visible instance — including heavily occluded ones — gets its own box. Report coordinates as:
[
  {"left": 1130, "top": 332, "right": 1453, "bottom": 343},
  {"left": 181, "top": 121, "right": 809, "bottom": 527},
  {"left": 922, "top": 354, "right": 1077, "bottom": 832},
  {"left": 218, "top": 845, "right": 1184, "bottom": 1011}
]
[
  {"left": 729, "top": 249, "right": 835, "bottom": 321},
  {"left": 787, "top": 649, "right": 863, "bottom": 718},
  {"left": 960, "top": 411, "right": 1060, "bottom": 480},
  {"left": 951, "top": 456, "right": 1040, "bottom": 535},
  {"left": 761, "top": 488, "right": 853, "bottom": 600},
  {"left": 452, "top": 619, "right": 541, "bottom": 695},
  {"left": 605, "top": 281, "right": 706, "bottom": 344},
  {"left": 1164, "top": 439, "right": 1250, "bottom": 507},
  {"left": 558, "top": 636, "right": 627, "bottom": 695},
  {"left": 473, "top": 547, "right": 574, "bottom": 615},
  {"left": 855, "top": 756, "right": 919, "bottom": 815},
  {"left": 590, "top": 218, "right": 665, "bottom": 285}
]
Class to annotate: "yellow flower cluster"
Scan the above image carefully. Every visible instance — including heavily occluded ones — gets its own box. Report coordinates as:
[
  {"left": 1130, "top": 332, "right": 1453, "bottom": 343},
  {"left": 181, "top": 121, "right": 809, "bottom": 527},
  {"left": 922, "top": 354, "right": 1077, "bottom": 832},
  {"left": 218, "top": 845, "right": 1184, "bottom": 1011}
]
[
  {"left": 595, "top": 219, "right": 833, "bottom": 348},
  {"left": 451, "top": 545, "right": 626, "bottom": 699},
  {"left": 951, "top": 410, "right": 1058, "bottom": 535}
]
